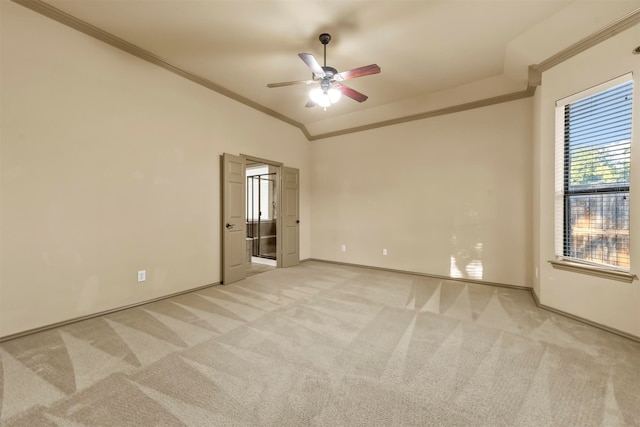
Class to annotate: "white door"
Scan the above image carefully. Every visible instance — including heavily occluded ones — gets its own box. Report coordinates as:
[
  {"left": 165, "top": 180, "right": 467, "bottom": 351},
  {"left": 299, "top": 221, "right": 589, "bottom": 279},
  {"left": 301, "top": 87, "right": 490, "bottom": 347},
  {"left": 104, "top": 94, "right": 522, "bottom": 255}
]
[
  {"left": 281, "top": 167, "right": 300, "bottom": 267},
  {"left": 222, "top": 153, "right": 246, "bottom": 284}
]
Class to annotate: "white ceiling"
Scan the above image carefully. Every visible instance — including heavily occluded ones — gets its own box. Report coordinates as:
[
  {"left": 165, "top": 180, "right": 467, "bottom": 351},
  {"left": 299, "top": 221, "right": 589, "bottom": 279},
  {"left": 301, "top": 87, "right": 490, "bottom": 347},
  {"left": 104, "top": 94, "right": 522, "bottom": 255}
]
[{"left": 40, "top": 0, "right": 640, "bottom": 137}]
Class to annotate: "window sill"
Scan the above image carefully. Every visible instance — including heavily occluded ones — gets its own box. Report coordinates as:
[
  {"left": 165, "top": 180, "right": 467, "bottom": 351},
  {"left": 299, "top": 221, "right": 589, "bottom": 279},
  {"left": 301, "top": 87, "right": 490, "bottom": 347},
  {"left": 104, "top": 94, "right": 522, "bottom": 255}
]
[{"left": 549, "top": 260, "right": 637, "bottom": 283}]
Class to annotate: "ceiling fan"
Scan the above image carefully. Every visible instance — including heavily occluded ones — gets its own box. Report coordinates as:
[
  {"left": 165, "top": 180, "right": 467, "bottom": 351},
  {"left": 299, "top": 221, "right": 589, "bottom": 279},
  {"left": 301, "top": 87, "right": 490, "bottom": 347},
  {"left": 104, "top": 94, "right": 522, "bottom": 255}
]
[{"left": 267, "top": 33, "right": 381, "bottom": 109}]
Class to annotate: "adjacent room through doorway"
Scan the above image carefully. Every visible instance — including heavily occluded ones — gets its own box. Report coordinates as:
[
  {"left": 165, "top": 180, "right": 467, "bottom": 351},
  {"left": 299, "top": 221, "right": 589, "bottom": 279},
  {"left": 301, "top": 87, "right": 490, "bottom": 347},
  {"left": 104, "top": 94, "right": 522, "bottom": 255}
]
[{"left": 246, "top": 161, "right": 278, "bottom": 275}]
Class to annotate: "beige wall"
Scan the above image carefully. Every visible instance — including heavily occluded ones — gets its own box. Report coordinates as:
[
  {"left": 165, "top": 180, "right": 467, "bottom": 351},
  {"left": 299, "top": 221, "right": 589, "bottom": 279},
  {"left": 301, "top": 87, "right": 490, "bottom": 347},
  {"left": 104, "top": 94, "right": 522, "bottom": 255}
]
[
  {"left": 310, "top": 99, "right": 533, "bottom": 287},
  {"left": 533, "top": 25, "right": 640, "bottom": 337},
  {"left": 0, "top": 2, "right": 311, "bottom": 337}
]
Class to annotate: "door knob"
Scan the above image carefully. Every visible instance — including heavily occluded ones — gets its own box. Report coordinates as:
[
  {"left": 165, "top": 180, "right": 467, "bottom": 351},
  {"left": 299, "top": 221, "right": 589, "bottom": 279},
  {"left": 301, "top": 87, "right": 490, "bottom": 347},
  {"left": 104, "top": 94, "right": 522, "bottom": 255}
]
[
  {"left": 296, "top": 220, "right": 300, "bottom": 224},
  {"left": 226, "top": 223, "right": 235, "bottom": 229}
]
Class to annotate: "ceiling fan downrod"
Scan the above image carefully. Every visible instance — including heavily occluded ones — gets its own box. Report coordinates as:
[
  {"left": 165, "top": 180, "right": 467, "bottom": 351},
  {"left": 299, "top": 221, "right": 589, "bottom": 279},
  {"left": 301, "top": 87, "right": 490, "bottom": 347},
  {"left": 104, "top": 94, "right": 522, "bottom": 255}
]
[{"left": 319, "top": 33, "right": 331, "bottom": 68}]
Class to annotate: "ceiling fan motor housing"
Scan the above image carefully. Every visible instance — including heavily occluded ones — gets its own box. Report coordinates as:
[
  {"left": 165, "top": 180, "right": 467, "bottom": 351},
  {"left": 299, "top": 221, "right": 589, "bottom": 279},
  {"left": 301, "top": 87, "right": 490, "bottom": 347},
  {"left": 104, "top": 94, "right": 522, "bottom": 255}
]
[{"left": 322, "top": 66, "right": 338, "bottom": 77}]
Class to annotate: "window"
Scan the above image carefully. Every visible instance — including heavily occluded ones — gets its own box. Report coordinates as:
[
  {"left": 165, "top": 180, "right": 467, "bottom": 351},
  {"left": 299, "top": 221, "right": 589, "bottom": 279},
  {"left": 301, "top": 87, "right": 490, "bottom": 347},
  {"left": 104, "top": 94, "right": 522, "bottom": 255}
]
[{"left": 556, "top": 76, "right": 633, "bottom": 270}]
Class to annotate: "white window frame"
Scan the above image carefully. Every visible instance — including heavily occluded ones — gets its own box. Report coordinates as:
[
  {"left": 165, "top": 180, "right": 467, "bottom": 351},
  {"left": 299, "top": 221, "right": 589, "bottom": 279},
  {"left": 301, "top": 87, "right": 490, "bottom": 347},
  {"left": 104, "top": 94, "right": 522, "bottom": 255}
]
[{"left": 552, "top": 74, "right": 636, "bottom": 282}]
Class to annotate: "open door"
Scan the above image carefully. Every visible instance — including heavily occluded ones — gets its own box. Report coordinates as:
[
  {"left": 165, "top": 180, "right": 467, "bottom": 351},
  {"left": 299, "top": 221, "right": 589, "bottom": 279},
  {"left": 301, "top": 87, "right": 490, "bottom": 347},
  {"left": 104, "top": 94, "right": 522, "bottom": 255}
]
[
  {"left": 222, "top": 153, "right": 246, "bottom": 284},
  {"left": 280, "top": 166, "right": 300, "bottom": 267}
]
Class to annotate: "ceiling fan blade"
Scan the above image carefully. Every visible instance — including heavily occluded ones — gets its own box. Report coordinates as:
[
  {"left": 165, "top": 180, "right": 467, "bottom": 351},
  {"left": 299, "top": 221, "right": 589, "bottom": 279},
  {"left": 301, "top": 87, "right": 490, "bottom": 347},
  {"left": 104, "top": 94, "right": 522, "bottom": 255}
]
[
  {"left": 335, "top": 83, "right": 368, "bottom": 102},
  {"left": 267, "top": 79, "right": 314, "bottom": 88},
  {"left": 305, "top": 99, "right": 317, "bottom": 108},
  {"left": 298, "top": 53, "right": 325, "bottom": 78},
  {"left": 335, "top": 64, "right": 381, "bottom": 81}
]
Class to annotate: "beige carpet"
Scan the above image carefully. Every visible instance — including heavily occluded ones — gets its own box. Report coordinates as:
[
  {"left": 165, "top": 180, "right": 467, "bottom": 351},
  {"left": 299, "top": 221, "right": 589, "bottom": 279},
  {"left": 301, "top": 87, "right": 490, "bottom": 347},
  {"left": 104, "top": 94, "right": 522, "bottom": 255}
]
[
  {"left": 246, "top": 258, "right": 276, "bottom": 277},
  {"left": 1, "top": 261, "right": 638, "bottom": 426}
]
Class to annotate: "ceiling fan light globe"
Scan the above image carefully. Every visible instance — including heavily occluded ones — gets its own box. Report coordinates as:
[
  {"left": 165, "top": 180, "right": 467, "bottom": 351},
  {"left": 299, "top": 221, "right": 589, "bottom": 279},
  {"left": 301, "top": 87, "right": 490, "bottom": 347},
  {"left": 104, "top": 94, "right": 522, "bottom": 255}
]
[
  {"left": 310, "top": 88, "right": 332, "bottom": 107},
  {"left": 318, "top": 96, "right": 331, "bottom": 108},
  {"left": 309, "top": 87, "right": 324, "bottom": 103},
  {"left": 328, "top": 88, "right": 342, "bottom": 103}
]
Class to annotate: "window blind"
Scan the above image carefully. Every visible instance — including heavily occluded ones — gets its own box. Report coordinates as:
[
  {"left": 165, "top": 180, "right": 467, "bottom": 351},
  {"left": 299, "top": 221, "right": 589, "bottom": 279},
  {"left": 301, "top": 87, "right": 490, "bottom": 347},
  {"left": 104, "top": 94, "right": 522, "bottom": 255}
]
[{"left": 561, "top": 80, "right": 632, "bottom": 269}]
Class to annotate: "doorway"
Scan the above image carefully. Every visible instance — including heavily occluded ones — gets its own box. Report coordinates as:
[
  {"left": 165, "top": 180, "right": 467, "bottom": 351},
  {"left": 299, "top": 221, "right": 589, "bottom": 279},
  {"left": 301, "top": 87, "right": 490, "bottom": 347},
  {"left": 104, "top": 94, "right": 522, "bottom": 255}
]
[
  {"left": 246, "top": 162, "right": 278, "bottom": 275},
  {"left": 222, "top": 153, "right": 299, "bottom": 285}
]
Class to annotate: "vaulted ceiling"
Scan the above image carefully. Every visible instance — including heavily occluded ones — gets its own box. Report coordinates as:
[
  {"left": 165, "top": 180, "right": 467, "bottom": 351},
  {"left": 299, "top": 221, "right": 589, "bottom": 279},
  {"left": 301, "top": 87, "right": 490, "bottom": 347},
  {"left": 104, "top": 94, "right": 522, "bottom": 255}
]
[{"left": 18, "top": 0, "right": 640, "bottom": 139}]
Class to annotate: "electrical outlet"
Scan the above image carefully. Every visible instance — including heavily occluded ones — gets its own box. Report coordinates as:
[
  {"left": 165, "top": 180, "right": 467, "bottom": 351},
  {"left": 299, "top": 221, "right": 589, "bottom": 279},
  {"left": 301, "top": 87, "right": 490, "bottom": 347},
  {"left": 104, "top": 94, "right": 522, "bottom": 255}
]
[
  {"left": 383, "top": 248, "right": 388, "bottom": 256},
  {"left": 341, "top": 244, "right": 346, "bottom": 252},
  {"left": 137, "top": 270, "right": 146, "bottom": 282}
]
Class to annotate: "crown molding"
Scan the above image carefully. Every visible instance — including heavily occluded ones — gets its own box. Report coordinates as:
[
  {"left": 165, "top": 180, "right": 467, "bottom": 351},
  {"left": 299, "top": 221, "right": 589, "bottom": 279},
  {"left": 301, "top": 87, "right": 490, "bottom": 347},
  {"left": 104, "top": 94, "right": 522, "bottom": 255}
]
[
  {"left": 11, "top": 0, "right": 639, "bottom": 141},
  {"left": 307, "top": 86, "right": 535, "bottom": 141},
  {"left": 530, "top": 8, "right": 640, "bottom": 85},
  {"left": 11, "top": 0, "right": 311, "bottom": 137}
]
